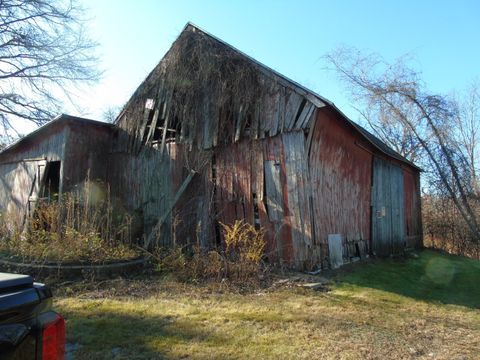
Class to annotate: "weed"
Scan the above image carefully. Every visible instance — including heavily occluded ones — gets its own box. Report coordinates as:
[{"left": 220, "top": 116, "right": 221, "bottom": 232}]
[
  {"left": 0, "top": 178, "right": 139, "bottom": 263},
  {"left": 151, "top": 220, "right": 267, "bottom": 284}
]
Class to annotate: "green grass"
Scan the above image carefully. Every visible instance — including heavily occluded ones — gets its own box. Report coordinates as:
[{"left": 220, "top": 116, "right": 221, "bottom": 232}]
[
  {"left": 338, "top": 249, "right": 480, "bottom": 308},
  {"left": 56, "top": 250, "right": 480, "bottom": 359}
]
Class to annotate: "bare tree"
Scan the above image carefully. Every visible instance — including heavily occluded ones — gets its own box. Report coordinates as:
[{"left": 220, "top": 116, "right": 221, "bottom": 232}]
[
  {"left": 102, "top": 106, "right": 121, "bottom": 124},
  {"left": 325, "top": 47, "right": 480, "bottom": 243},
  {"left": 0, "top": 0, "right": 100, "bottom": 137},
  {"left": 454, "top": 80, "right": 480, "bottom": 192}
]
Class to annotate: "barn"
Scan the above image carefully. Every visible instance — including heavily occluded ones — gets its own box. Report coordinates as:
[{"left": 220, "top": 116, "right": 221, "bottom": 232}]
[
  {"left": 0, "top": 23, "right": 422, "bottom": 270},
  {"left": 0, "top": 115, "right": 113, "bottom": 228}
]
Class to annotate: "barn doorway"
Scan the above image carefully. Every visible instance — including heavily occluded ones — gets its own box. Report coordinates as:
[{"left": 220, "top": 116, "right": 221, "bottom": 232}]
[
  {"left": 371, "top": 157, "right": 404, "bottom": 256},
  {"left": 42, "top": 161, "right": 61, "bottom": 200}
]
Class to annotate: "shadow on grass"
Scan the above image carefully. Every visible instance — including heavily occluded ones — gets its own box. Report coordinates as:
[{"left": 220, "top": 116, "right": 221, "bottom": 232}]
[
  {"left": 337, "top": 249, "right": 480, "bottom": 309},
  {"left": 62, "top": 308, "right": 230, "bottom": 360}
]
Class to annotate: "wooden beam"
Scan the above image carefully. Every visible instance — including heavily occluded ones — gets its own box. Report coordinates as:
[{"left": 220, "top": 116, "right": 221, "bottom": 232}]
[
  {"left": 144, "top": 107, "right": 160, "bottom": 145},
  {"left": 144, "top": 170, "right": 196, "bottom": 249}
]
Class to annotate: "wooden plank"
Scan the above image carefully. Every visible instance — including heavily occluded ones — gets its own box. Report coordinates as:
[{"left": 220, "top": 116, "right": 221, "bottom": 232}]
[
  {"left": 264, "top": 160, "right": 283, "bottom": 222},
  {"left": 284, "top": 92, "right": 303, "bottom": 131},
  {"left": 269, "top": 91, "right": 281, "bottom": 136},
  {"left": 328, "top": 234, "right": 343, "bottom": 269},
  {"left": 234, "top": 104, "right": 246, "bottom": 142},
  {"left": 159, "top": 97, "right": 172, "bottom": 155},
  {"left": 251, "top": 102, "right": 260, "bottom": 140},
  {"left": 144, "top": 107, "right": 160, "bottom": 145},
  {"left": 136, "top": 100, "right": 154, "bottom": 152},
  {"left": 295, "top": 102, "right": 315, "bottom": 130},
  {"left": 277, "top": 87, "right": 286, "bottom": 133},
  {"left": 305, "top": 110, "right": 318, "bottom": 158},
  {"left": 282, "top": 131, "right": 314, "bottom": 267},
  {"left": 145, "top": 169, "right": 195, "bottom": 249},
  {"left": 6, "top": 161, "right": 37, "bottom": 228}
]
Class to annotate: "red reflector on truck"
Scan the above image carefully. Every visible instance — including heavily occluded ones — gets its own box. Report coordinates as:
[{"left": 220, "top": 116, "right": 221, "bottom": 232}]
[{"left": 42, "top": 314, "right": 65, "bottom": 360}]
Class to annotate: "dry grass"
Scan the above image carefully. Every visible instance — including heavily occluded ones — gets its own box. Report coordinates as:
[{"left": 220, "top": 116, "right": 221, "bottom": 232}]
[
  {"left": 0, "top": 179, "right": 139, "bottom": 263},
  {"left": 151, "top": 220, "right": 267, "bottom": 283},
  {"left": 56, "top": 250, "right": 480, "bottom": 359}
]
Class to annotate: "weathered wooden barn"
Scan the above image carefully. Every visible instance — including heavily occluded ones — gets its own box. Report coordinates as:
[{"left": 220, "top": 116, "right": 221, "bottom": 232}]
[
  {"left": 0, "top": 23, "right": 422, "bottom": 269},
  {"left": 0, "top": 115, "right": 113, "bottom": 228}
]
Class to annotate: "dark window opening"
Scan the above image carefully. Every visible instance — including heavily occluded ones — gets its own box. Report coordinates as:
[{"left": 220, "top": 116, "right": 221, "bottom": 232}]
[
  {"left": 355, "top": 242, "right": 361, "bottom": 258},
  {"left": 252, "top": 192, "right": 260, "bottom": 230},
  {"left": 151, "top": 115, "right": 180, "bottom": 146},
  {"left": 243, "top": 113, "right": 253, "bottom": 136},
  {"left": 294, "top": 98, "right": 307, "bottom": 124},
  {"left": 41, "top": 161, "right": 61, "bottom": 200}
]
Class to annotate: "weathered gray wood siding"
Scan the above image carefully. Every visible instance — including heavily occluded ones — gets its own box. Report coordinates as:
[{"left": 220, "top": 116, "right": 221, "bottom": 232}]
[
  {"left": 282, "top": 131, "right": 314, "bottom": 267},
  {"left": 0, "top": 126, "right": 67, "bottom": 226},
  {"left": 372, "top": 157, "right": 405, "bottom": 256},
  {"left": 0, "top": 120, "right": 114, "bottom": 230},
  {"left": 115, "top": 25, "right": 322, "bottom": 154},
  {"left": 62, "top": 122, "right": 113, "bottom": 190}
]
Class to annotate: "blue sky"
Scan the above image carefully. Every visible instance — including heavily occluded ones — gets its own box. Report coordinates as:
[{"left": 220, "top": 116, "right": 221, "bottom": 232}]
[{"left": 71, "top": 0, "right": 479, "bottom": 125}]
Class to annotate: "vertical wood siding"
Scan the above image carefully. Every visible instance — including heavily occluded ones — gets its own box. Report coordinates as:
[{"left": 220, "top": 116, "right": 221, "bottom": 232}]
[
  {"left": 403, "top": 168, "right": 422, "bottom": 248},
  {"left": 282, "top": 131, "right": 315, "bottom": 267},
  {"left": 372, "top": 157, "right": 405, "bottom": 256},
  {"left": 308, "top": 108, "right": 372, "bottom": 262},
  {"left": 62, "top": 123, "right": 113, "bottom": 190},
  {"left": 0, "top": 126, "right": 67, "bottom": 226},
  {"left": 0, "top": 122, "right": 115, "bottom": 230}
]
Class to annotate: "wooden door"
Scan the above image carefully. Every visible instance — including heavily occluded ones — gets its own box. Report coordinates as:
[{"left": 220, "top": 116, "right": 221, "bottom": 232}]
[
  {"left": 372, "top": 157, "right": 404, "bottom": 256},
  {"left": 6, "top": 159, "right": 47, "bottom": 228}
]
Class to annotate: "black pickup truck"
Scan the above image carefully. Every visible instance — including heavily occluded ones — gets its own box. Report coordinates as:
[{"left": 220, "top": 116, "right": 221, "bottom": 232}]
[{"left": 0, "top": 273, "right": 65, "bottom": 360}]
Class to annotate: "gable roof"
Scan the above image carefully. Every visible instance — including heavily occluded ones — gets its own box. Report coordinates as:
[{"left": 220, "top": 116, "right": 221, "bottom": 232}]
[
  {"left": 0, "top": 114, "right": 113, "bottom": 158},
  {"left": 178, "top": 23, "right": 420, "bottom": 171}
]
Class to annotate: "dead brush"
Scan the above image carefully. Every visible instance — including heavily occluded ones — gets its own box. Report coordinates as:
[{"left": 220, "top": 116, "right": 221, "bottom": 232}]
[
  {"left": 0, "top": 178, "right": 139, "bottom": 263},
  {"left": 152, "top": 220, "right": 267, "bottom": 284},
  {"left": 220, "top": 220, "right": 266, "bottom": 281}
]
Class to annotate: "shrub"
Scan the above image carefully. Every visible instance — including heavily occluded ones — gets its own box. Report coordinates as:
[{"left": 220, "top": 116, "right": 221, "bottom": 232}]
[
  {"left": 153, "top": 220, "right": 267, "bottom": 283},
  {"left": 423, "top": 196, "right": 480, "bottom": 260}
]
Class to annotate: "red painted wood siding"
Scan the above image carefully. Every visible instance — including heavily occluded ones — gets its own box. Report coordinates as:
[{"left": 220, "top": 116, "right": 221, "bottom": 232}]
[
  {"left": 403, "top": 168, "right": 422, "bottom": 247},
  {"left": 309, "top": 108, "right": 373, "bottom": 259}
]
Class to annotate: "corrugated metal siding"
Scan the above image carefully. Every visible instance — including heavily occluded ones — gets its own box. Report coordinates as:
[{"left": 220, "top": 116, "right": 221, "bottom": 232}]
[{"left": 309, "top": 108, "right": 372, "bottom": 262}]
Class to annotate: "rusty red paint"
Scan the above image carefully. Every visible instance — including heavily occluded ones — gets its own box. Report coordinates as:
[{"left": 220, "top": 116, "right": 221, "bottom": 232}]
[
  {"left": 309, "top": 108, "right": 373, "bottom": 258},
  {"left": 403, "top": 168, "right": 422, "bottom": 247}
]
